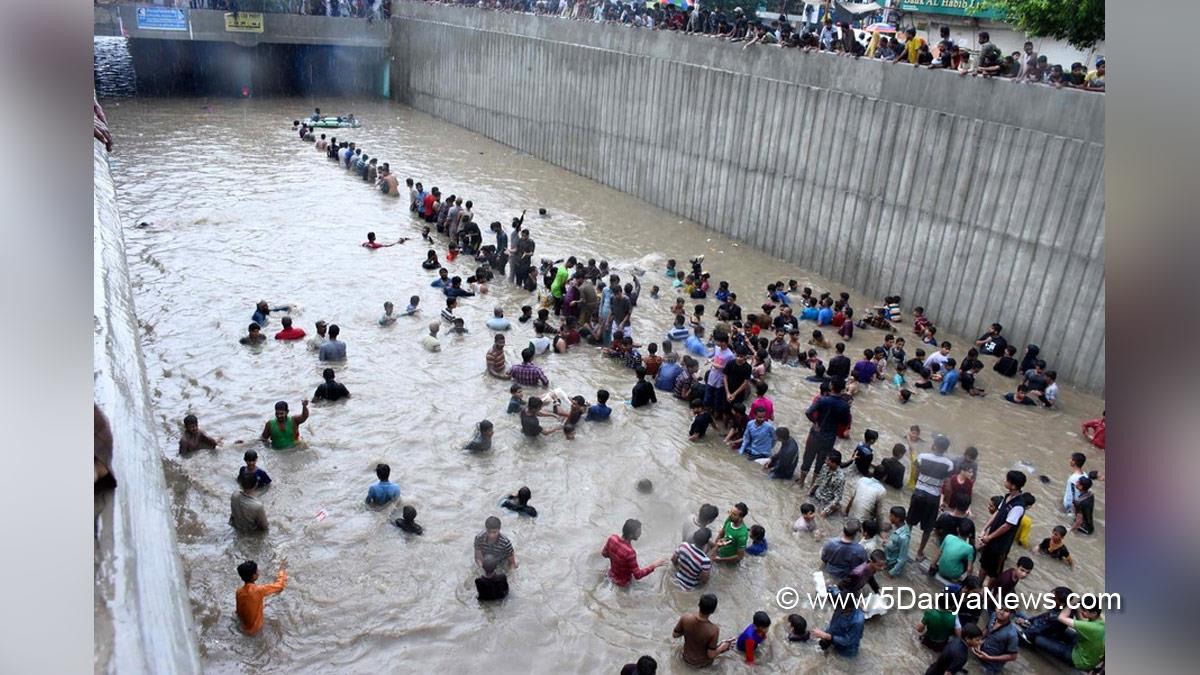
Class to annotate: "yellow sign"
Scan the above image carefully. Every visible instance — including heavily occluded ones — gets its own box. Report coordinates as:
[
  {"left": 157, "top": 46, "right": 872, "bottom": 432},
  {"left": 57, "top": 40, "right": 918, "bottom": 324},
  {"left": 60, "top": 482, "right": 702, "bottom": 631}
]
[{"left": 224, "top": 12, "right": 263, "bottom": 33}]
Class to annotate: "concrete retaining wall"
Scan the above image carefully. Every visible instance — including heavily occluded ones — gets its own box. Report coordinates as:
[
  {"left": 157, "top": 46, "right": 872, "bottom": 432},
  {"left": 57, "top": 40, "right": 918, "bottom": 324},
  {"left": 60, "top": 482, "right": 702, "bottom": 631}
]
[
  {"left": 389, "top": 2, "right": 1105, "bottom": 393},
  {"left": 94, "top": 139, "right": 202, "bottom": 674}
]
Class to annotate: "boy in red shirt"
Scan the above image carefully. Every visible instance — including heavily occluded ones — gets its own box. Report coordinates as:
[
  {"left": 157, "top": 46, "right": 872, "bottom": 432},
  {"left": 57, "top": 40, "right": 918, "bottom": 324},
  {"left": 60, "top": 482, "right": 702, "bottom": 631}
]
[{"left": 274, "top": 316, "right": 306, "bottom": 341}]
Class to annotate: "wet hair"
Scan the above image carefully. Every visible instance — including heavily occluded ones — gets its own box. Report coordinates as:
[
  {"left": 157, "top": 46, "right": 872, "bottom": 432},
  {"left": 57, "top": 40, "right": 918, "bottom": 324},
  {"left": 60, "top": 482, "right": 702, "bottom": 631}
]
[
  {"left": 1052, "top": 525, "right": 1068, "bottom": 537},
  {"left": 753, "top": 611, "right": 771, "bottom": 629},
  {"left": 698, "top": 593, "right": 718, "bottom": 614},
  {"left": 869, "top": 549, "right": 887, "bottom": 564},
  {"left": 826, "top": 449, "right": 842, "bottom": 466},
  {"left": 482, "top": 556, "right": 499, "bottom": 575},
  {"left": 863, "top": 429, "right": 879, "bottom": 444},
  {"left": 402, "top": 505, "right": 417, "bottom": 521},
  {"left": 237, "top": 560, "right": 258, "bottom": 583},
  {"left": 961, "top": 623, "right": 983, "bottom": 640},
  {"left": 248, "top": 323, "right": 261, "bottom": 333},
  {"left": 238, "top": 473, "right": 258, "bottom": 491},
  {"left": 323, "top": 368, "right": 335, "bottom": 381},
  {"left": 733, "top": 502, "right": 749, "bottom": 517},
  {"left": 899, "top": 389, "right": 912, "bottom": 402},
  {"left": 479, "top": 420, "right": 494, "bottom": 433},
  {"left": 950, "top": 492, "right": 972, "bottom": 512},
  {"left": 1023, "top": 493, "right": 1037, "bottom": 508},
  {"left": 328, "top": 324, "right": 340, "bottom": 338},
  {"left": 485, "top": 516, "right": 502, "bottom": 531},
  {"left": 183, "top": 414, "right": 198, "bottom": 426},
  {"left": 375, "top": 463, "right": 391, "bottom": 481},
  {"left": 698, "top": 503, "right": 720, "bottom": 525},
  {"left": 958, "top": 520, "right": 976, "bottom": 539},
  {"left": 596, "top": 389, "right": 610, "bottom": 404},
  {"left": 243, "top": 449, "right": 258, "bottom": 463},
  {"left": 800, "top": 503, "right": 815, "bottom": 515},
  {"left": 1006, "top": 470, "right": 1028, "bottom": 490},
  {"left": 515, "top": 486, "right": 532, "bottom": 504},
  {"left": 622, "top": 518, "right": 643, "bottom": 540},
  {"left": 788, "top": 614, "right": 809, "bottom": 640},
  {"left": 862, "top": 519, "right": 879, "bottom": 538},
  {"left": 1017, "top": 556, "right": 1035, "bottom": 571},
  {"left": 1070, "top": 451, "right": 1087, "bottom": 469},
  {"left": 842, "top": 518, "right": 861, "bottom": 538},
  {"left": 1077, "top": 476, "right": 1093, "bottom": 492},
  {"left": 889, "top": 506, "right": 907, "bottom": 521},
  {"left": 749, "top": 524, "right": 765, "bottom": 541},
  {"left": 509, "top": 383, "right": 522, "bottom": 394}
]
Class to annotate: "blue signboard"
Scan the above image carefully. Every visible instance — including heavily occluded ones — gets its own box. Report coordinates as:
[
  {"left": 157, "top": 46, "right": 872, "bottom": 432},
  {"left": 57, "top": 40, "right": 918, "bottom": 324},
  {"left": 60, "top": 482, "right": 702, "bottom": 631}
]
[{"left": 136, "top": 6, "right": 189, "bottom": 32}]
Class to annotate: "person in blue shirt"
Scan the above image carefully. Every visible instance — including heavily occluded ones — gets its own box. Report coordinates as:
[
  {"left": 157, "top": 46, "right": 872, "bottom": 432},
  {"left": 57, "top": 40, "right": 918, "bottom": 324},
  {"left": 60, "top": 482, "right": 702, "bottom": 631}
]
[
  {"left": 443, "top": 276, "right": 476, "bottom": 298},
  {"left": 939, "top": 359, "right": 961, "bottom": 395},
  {"left": 506, "top": 384, "right": 524, "bottom": 414},
  {"left": 810, "top": 580, "right": 865, "bottom": 657},
  {"left": 365, "top": 463, "right": 401, "bottom": 506},
  {"left": 237, "top": 450, "right": 272, "bottom": 490},
  {"left": 585, "top": 389, "right": 612, "bottom": 421},
  {"left": 252, "top": 300, "right": 291, "bottom": 327},
  {"left": 735, "top": 611, "right": 772, "bottom": 664},
  {"left": 746, "top": 525, "right": 768, "bottom": 556},
  {"left": 739, "top": 408, "right": 776, "bottom": 459},
  {"left": 714, "top": 281, "right": 731, "bottom": 303},
  {"left": 667, "top": 314, "right": 691, "bottom": 341},
  {"left": 431, "top": 268, "right": 450, "bottom": 288},
  {"left": 768, "top": 283, "right": 790, "bottom": 306},
  {"left": 800, "top": 303, "right": 820, "bottom": 321},
  {"left": 816, "top": 299, "right": 835, "bottom": 326},
  {"left": 655, "top": 344, "right": 684, "bottom": 390},
  {"left": 685, "top": 325, "right": 713, "bottom": 358}
]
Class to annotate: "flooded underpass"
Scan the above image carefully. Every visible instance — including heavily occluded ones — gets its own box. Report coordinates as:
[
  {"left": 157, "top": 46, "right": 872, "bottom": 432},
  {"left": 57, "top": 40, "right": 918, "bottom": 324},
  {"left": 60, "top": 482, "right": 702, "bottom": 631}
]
[{"left": 102, "top": 95, "right": 1104, "bottom": 674}]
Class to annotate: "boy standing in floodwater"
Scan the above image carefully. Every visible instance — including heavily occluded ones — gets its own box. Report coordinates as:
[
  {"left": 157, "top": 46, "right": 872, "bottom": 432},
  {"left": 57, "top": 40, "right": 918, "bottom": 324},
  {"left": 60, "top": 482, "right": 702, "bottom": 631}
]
[{"left": 235, "top": 559, "right": 287, "bottom": 635}]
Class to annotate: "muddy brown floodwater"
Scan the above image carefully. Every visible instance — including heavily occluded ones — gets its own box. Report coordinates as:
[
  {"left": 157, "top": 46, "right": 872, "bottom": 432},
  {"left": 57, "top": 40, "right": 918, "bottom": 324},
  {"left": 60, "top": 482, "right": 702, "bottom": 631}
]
[{"left": 104, "top": 96, "right": 1104, "bottom": 674}]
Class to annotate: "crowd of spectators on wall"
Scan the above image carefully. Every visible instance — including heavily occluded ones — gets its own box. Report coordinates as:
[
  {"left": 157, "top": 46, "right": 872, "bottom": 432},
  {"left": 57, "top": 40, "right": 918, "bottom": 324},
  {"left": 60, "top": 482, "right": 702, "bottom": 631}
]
[{"left": 423, "top": 0, "right": 1105, "bottom": 91}]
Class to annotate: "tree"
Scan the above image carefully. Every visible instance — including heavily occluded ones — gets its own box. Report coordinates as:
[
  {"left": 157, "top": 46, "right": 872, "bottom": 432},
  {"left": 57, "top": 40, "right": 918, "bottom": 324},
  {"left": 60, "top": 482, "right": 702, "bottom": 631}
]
[{"left": 980, "top": 0, "right": 1104, "bottom": 49}]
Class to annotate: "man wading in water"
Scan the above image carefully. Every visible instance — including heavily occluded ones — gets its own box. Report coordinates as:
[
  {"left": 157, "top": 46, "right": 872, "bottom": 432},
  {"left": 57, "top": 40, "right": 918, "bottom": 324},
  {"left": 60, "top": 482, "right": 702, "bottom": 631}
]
[{"left": 261, "top": 399, "right": 309, "bottom": 449}]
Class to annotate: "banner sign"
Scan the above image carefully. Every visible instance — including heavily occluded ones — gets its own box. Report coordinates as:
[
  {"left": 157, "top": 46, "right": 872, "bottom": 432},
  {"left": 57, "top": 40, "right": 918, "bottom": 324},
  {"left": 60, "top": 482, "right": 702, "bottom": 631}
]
[
  {"left": 135, "top": 6, "right": 188, "bottom": 32},
  {"left": 224, "top": 11, "right": 265, "bottom": 33},
  {"left": 885, "top": 0, "right": 1006, "bottom": 20}
]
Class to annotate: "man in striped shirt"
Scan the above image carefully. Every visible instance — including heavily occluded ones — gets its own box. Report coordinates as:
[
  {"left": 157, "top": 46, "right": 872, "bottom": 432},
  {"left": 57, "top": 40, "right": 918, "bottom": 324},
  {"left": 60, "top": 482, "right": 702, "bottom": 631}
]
[
  {"left": 672, "top": 527, "right": 714, "bottom": 590},
  {"left": 909, "top": 434, "right": 956, "bottom": 560},
  {"left": 508, "top": 347, "right": 549, "bottom": 387},
  {"left": 441, "top": 297, "right": 459, "bottom": 325}
]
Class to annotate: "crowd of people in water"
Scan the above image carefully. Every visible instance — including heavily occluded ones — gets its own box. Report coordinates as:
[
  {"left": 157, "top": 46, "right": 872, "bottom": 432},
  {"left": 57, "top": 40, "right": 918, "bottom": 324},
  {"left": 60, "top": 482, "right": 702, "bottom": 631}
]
[
  {"left": 413, "top": 0, "right": 1105, "bottom": 91},
  {"left": 148, "top": 114, "right": 1107, "bottom": 673}
]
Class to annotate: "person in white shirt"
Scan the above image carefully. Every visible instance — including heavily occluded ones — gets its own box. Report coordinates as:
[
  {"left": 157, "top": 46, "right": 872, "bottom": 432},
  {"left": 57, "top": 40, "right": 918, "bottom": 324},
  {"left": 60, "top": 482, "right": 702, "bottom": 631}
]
[
  {"left": 844, "top": 465, "right": 888, "bottom": 525},
  {"left": 923, "top": 341, "right": 953, "bottom": 372},
  {"left": 420, "top": 321, "right": 442, "bottom": 352}
]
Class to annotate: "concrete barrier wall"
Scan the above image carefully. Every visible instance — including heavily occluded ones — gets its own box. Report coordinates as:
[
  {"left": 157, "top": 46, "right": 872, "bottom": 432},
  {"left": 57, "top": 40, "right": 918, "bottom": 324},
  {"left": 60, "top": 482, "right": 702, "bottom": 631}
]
[
  {"left": 94, "top": 139, "right": 203, "bottom": 674},
  {"left": 390, "top": 2, "right": 1105, "bottom": 393}
]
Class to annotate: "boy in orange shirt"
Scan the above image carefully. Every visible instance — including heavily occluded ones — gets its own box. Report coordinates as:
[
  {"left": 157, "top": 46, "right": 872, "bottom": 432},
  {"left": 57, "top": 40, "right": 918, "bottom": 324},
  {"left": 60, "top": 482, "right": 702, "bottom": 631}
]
[{"left": 236, "top": 558, "right": 288, "bottom": 635}]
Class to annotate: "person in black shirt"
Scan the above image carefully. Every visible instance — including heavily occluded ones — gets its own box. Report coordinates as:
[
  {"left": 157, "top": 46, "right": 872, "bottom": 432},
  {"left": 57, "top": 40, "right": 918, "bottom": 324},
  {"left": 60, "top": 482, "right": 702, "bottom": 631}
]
[
  {"left": 880, "top": 443, "right": 907, "bottom": 489},
  {"left": 724, "top": 350, "right": 753, "bottom": 405},
  {"left": 827, "top": 342, "right": 852, "bottom": 381},
  {"left": 688, "top": 399, "right": 713, "bottom": 440},
  {"left": 630, "top": 367, "right": 658, "bottom": 408},
  {"left": 764, "top": 427, "right": 799, "bottom": 479},
  {"left": 394, "top": 505, "right": 424, "bottom": 535},
  {"left": 975, "top": 323, "right": 1008, "bottom": 356},
  {"left": 799, "top": 379, "right": 852, "bottom": 486},
  {"left": 501, "top": 486, "right": 538, "bottom": 518},
  {"left": 924, "top": 623, "right": 981, "bottom": 675},
  {"left": 717, "top": 294, "right": 742, "bottom": 321},
  {"left": 313, "top": 368, "right": 349, "bottom": 401},
  {"left": 475, "top": 556, "right": 509, "bottom": 601},
  {"left": 993, "top": 344, "right": 1020, "bottom": 376},
  {"left": 1071, "top": 477, "right": 1096, "bottom": 535}
]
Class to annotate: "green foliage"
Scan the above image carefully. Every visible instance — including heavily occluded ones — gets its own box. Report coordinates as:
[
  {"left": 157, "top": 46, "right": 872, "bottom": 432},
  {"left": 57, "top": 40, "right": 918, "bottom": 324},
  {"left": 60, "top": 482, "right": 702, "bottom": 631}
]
[{"left": 980, "top": 0, "right": 1104, "bottom": 49}]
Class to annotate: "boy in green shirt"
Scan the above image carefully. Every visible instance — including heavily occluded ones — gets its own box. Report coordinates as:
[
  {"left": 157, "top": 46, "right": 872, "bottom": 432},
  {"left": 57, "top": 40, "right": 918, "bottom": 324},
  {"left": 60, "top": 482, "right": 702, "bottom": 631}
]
[{"left": 1034, "top": 606, "right": 1104, "bottom": 671}]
